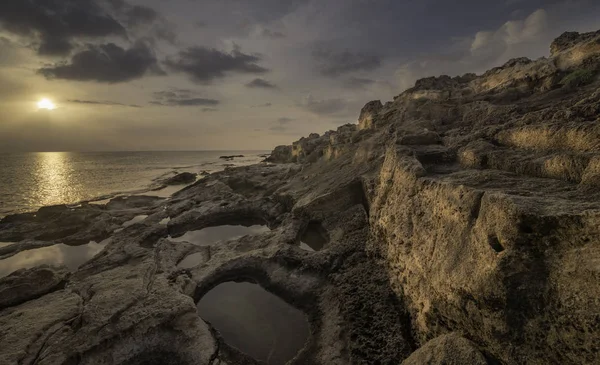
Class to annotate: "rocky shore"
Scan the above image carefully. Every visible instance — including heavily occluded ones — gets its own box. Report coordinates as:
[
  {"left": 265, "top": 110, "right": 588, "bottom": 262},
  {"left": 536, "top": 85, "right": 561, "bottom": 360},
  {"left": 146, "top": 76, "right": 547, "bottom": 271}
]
[{"left": 2, "top": 30, "right": 600, "bottom": 364}]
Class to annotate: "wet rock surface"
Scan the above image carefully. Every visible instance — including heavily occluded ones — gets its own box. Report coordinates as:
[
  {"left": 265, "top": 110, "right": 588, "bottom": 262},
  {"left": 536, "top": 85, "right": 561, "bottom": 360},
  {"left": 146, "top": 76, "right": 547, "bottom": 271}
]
[{"left": 2, "top": 30, "right": 600, "bottom": 365}]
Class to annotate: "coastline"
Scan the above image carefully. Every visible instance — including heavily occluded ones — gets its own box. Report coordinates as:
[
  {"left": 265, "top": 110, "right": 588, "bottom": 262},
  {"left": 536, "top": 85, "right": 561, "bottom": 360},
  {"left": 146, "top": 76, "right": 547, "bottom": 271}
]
[{"left": 0, "top": 151, "right": 268, "bottom": 218}]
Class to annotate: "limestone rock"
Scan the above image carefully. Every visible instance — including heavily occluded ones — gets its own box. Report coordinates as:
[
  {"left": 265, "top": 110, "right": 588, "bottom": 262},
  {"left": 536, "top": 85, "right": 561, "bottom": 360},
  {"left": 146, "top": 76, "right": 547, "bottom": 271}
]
[
  {"left": 401, "top": 333, "right": 488, "bottom": 365},
  {"left": 358, "top": 100, "right": 383, "bottom": 130},
  {"left": 551, "top": 30, "right": 600, "bottom": 56},
  {"left": 266, "top": 145, "right": 293, "bottom": 163}
]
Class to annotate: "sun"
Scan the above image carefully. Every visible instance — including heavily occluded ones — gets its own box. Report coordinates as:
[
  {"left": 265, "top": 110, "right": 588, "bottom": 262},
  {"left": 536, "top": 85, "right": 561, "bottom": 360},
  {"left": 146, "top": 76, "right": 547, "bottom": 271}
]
[{"left": 37, "top": 98, "right": 56, "bottom": 110}]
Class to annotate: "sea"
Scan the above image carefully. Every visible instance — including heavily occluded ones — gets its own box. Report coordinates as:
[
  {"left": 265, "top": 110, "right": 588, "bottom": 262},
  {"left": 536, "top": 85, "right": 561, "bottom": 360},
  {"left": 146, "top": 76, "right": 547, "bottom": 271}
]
[{"left": 0, "top": 151, "right": 268, "bottom": 217}]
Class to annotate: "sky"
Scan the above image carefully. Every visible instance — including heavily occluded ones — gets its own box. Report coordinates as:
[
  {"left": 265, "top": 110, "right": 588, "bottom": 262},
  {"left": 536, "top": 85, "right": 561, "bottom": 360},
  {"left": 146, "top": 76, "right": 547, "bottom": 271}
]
[{"left": 1, "top": 0, "right": 599, "bottom": 152}]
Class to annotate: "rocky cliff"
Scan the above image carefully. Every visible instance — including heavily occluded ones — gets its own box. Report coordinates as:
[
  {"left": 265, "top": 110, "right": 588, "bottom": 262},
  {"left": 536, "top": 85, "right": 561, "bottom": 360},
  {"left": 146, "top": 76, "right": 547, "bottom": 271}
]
[
  {"left": 1, "top": 30, "right": 600, "bottom": 365},
  {"left": 268, "top": 29, "right": 600, "bottom": 364}
]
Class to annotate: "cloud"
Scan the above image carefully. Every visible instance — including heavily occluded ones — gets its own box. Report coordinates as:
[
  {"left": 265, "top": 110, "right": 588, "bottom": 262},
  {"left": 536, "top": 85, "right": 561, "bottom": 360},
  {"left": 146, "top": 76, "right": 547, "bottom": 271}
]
[
  {"left": 165, "top": 46, "right": 269, "bottom": 83},
  {"left": 151, "top": 98, "right": 219, "bottom": 107},
  {"left": 268, "top": 116, "right": 296, "bottom": 133},
  {"left": 343, "top": 77, "right": 376, "bottom": 89},
  {"left": 151, "top": 88, "right": 219, "bottom": 107},
  {"left": 119, "top": 3, "right": 177, "bottom": 44},
  {"left": 68, "top": 99, "right": 141, "bottom": 107},
  {"left": 393, "top": 8, "right": 555, "bottom": 92},
  {"left": 470, "top": 9, "right": 549, "bottom": 58},
  {"left": 277, "top": 117, "right": 294, "bottom": 124},
  {"left": 251, "top": 102, "right": 272, "bottom": 107},
  {"left": 253, "top": 25, "right": 286, "bottom": 38},
  {"left": 0, "top": 37, "right": 26, "bottom": 66},
  {"left": 312, "top": 45, "right": 382, "bottom": 77},
  {"left": 0, "top": 0, "right": 127, "bottom": 56},
  {"left": 299, "top": 95, "right": 348, "bottom": 115},
  {"left": 153, "top": 89, "right": 193, "bottom": 99},
  {"left": 38, "top": 42, "right": 161, "bottom": 83},
  {"left": 125, "top": 5, "right": 159, "bottom": 26},
  {"left": 269, "top": 125, "right": 288, "bottom": 132},
  {"left": 246, "top": 78, "right": 277, "bottom": 89}
]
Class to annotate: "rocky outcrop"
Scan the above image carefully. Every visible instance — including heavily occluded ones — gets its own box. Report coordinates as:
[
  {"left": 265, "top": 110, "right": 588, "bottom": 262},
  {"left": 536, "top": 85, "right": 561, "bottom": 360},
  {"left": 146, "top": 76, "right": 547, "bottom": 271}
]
[
  {"left": 551, "top": 30, "right": 600, "bottom": 56},
  {"left": 264, "top": 29, "right": 600, "bottom": 364},
  {"left": 358, "top": 100, "right": 383, "bottom": 130},
  {"left": 266, "top": 144, "right": 293, "bottom": 163},
  {"left": 162, "top": 172, "right": 197, "bottom": 185}
]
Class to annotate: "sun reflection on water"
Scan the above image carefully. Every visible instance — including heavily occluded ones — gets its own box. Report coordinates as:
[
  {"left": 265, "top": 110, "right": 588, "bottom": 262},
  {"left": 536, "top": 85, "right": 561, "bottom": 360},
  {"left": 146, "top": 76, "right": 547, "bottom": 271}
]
[{"left": 33, "top": 152, "right": 80, "bottom": 207}]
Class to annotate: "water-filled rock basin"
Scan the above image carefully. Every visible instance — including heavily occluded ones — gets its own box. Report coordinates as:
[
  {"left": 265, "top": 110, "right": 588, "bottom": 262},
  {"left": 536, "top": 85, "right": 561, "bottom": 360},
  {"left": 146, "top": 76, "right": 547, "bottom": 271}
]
[
  {"left": 171, "top": 225, "right": 269, "bottom": 245},
  {"left": 0, "top": 240, "right": 108, "bottom": 278},
  {"left": 197, "top": 282, "right": 310, "bottom": 365}
]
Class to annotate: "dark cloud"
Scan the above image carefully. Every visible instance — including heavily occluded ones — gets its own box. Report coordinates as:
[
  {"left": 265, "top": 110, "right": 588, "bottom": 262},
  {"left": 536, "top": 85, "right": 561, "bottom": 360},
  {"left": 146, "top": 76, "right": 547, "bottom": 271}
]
[
  {"left": 68, "top": 99, "right": 141, "bottom": 107},
  {"left": 259, "top": 28, "right": 286, "bottom": 38},
  {"left": 0, "top": 0, "right": 127, "bottom": 56},
  {"left": 246, "top": 78, "right": 277, "bottom": 89},
  {"left": 300, "top": 95, "right": 348, "bottom": 115},
  {"left": 38, "top": 42, "right": 161, "bottom": 83},
  {"left": 126, "top": 5, "right": 159, "bottom": 26},
  {"left": 153, "top": 24, "right": 177, "bottom": 44},
  {"left": 153, "top": 89, "right": 194, "bottom": 99},
  {"left": 151, "top": 88, "right": 219, "bottom": 107},
  {"left": 165, "top": 46, "right": 269, "bottom": 83},
  {"left": 312, "top": 45, "right": 382, "bottom": 77}
]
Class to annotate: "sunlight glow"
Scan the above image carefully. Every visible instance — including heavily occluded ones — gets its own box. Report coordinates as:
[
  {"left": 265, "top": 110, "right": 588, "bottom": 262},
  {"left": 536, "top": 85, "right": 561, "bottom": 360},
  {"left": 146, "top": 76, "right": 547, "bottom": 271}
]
[{"left": 37, "top": 98, "right": 56, "bottom": 110}]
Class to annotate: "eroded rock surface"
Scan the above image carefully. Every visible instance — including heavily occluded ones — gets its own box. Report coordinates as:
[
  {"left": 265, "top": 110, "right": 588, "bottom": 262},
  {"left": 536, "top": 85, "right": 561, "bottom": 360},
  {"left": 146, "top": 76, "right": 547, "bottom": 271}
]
[
  {"left": 162, "top": 172, "right": 197, "bottom": 186},
  {"left": 1, "top": 30, "right": 600, "bottom": 365},
  {"left": 401, "top": 333, "right": 488, "bottom": 365},
  {"left": 0, "top": 265, "right": 68, "bottom": 310}
]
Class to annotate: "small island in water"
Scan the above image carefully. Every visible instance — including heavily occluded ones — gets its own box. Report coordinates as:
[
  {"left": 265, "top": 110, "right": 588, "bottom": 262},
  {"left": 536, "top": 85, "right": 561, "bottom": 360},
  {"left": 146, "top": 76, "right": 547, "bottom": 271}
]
[{"left": 2, "top": 30, "right": 600, "bottom": 365}]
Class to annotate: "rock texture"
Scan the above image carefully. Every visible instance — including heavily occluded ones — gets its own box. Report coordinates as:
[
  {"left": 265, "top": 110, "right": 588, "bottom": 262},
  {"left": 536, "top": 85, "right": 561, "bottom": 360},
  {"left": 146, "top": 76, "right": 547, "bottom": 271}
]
[
  {"left": 0, "top": 265, "right": 68, "bottom": 310},
  {"left": 401, "top": 333, "right": 488, "bottom": 365},
  {"left": 162, "top": 172, "right": 197, "bottom": 186},
  {"left": 1, "top": 30, "right": 600, "bottom": 365}
]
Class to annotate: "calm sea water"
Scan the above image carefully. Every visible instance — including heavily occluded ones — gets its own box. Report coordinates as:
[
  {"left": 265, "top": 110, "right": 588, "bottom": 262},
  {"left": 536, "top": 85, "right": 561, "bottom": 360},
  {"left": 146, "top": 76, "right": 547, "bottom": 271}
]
[{"left": 0, "top": 151, "right": 267, "bottom": 217}]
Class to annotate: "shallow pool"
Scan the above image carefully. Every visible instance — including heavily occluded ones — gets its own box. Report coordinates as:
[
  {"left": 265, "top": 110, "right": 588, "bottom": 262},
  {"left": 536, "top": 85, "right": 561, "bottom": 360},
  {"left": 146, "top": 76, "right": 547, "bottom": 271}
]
[
  {"left": 170, "top": 225, "right": 269, "bottom": 245},
  {"left": 197, "top": 282, "right": 309, "bottom": 365},
  {"left": 0, "top": 240, "right": 109, "bottom": 278}
]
